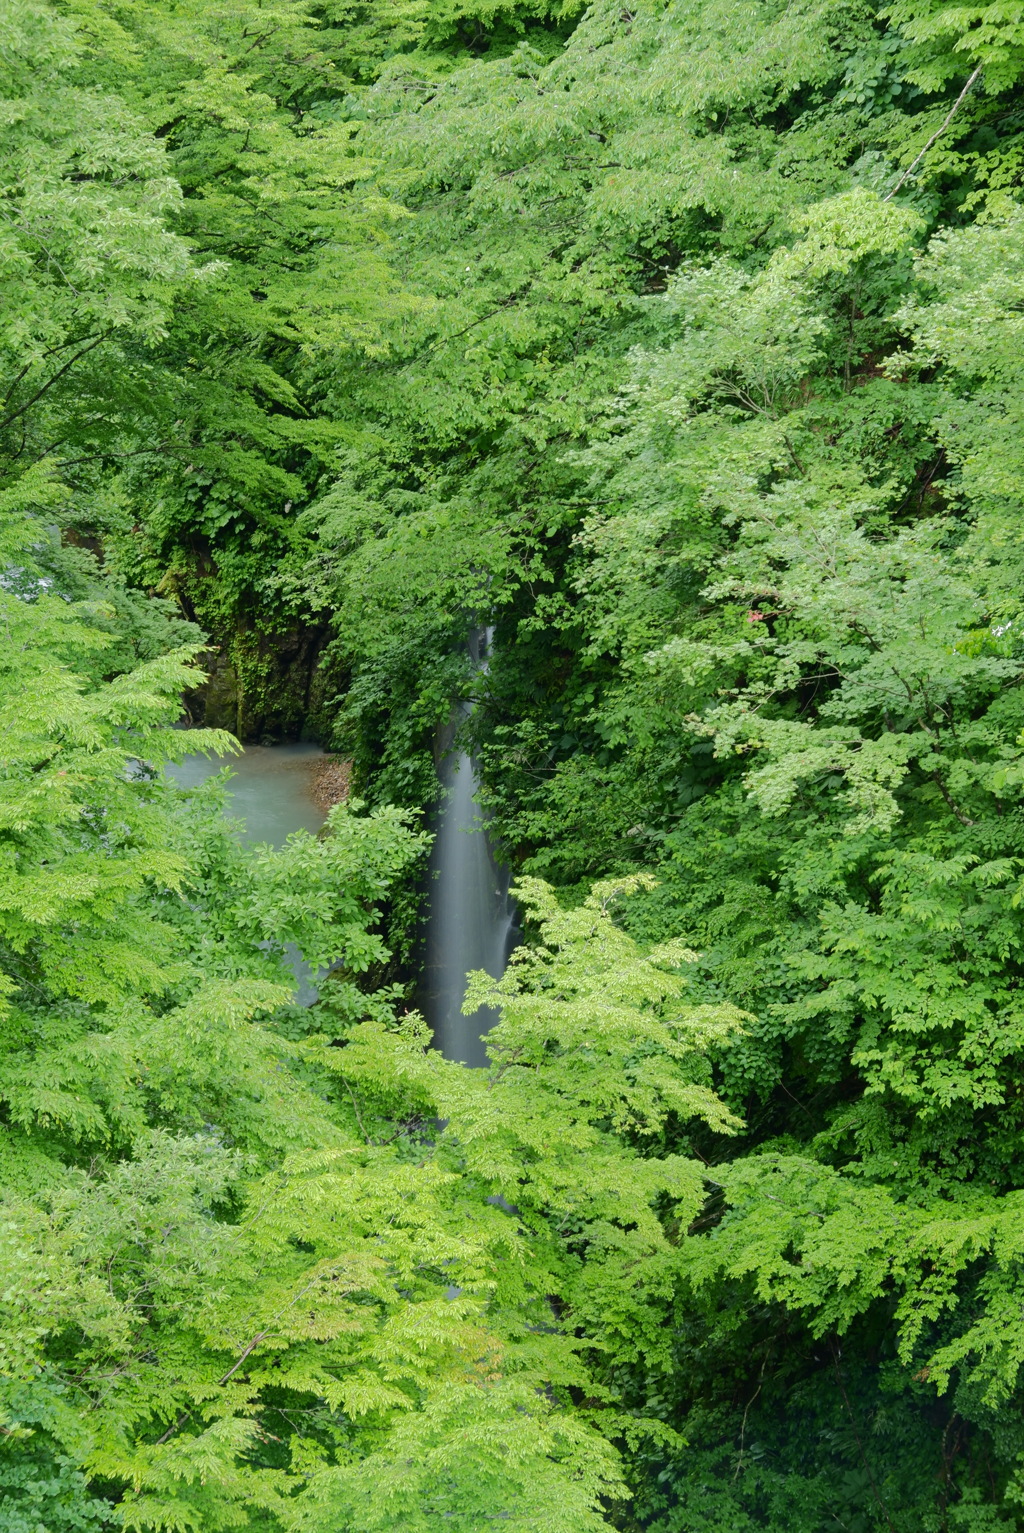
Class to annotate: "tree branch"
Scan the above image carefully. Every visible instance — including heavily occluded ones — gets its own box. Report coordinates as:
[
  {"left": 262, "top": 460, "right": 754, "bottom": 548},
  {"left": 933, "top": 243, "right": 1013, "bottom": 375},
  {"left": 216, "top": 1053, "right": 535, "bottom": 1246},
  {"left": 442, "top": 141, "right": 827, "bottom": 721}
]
[
  {"left": 0, "top": 335, "right": 108, "bottom": 435},
  {"left": 885, "top": 68, "right": 983, "bottom": 201}
]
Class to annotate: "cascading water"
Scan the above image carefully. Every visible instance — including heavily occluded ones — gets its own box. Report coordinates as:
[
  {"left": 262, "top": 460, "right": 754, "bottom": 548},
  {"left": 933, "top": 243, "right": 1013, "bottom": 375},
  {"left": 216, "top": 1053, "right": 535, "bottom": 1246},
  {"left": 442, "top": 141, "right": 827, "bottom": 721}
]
[{"left": 421, "top": 629, "right": 518, "bottom": 1066}]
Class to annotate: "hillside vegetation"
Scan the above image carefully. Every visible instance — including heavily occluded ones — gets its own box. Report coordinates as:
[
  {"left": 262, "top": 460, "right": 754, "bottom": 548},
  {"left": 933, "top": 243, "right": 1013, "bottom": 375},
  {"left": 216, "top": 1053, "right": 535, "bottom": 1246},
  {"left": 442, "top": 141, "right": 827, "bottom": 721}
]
[{"left": 5, "top": 0, "right": 1024, "bottom": 1526}]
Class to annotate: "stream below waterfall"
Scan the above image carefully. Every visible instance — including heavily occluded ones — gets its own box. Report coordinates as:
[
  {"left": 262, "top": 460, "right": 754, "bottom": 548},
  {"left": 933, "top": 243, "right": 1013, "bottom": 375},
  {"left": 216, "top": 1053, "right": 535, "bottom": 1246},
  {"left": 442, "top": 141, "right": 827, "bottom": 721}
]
[
  {"left": 166, "top": 743, "right": 328, "bottom": 1003},
  {"left": 170, "top": 666, "right": 516, "bottom": 1061},
  {"left": 166, "top": 742, "right": 328, "bottom": 845}
]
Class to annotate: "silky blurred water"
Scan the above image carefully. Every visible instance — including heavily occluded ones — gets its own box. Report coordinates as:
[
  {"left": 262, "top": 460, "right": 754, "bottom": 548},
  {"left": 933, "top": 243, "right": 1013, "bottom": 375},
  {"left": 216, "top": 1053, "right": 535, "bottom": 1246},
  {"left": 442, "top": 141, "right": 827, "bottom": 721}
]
[{"left": 420, "top": 632, "right": 518, "bottom": 1067}]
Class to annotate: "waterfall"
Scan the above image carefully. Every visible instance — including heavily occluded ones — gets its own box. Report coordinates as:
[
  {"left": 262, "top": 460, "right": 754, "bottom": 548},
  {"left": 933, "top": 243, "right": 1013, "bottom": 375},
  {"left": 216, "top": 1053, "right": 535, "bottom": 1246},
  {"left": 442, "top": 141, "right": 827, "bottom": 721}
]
[{"left": 421, "top": 629, "right": 517, "bottom": 1066}]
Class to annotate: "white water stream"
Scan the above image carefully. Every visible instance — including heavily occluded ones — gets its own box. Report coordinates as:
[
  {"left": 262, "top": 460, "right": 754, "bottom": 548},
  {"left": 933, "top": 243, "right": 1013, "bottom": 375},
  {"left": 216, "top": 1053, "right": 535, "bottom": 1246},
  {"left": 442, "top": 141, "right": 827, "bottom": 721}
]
[{"left": 420, "top": 630, "right": 518, "bottom": 1066}]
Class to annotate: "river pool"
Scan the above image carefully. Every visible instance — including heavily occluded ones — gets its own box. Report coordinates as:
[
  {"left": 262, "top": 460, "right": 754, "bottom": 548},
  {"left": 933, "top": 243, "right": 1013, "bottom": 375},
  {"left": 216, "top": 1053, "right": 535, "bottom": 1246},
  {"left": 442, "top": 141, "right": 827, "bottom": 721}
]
[
  {"left": 167, "top": 742, "right": 328, "bottom": 1003},
  {"left": 166, "top": 741, "right": 327, "bottom": 846}
]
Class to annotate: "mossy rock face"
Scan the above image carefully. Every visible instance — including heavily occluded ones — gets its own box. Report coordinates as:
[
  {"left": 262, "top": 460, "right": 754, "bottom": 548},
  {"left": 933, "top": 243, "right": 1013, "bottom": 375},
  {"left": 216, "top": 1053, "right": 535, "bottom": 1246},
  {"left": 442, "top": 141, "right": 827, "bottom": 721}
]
[
  {"left": 191, "top": 648, "right": 240, "bottom": 732},
  {"left": 185, "top": 621, "right": 336, "bottom": 742}
]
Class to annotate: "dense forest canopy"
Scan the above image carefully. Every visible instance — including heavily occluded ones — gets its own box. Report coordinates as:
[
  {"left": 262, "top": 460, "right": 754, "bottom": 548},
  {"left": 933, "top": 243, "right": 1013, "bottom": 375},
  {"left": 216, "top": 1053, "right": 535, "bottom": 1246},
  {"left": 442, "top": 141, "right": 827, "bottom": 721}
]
[{"left": 7, "top": 0, "right": 1024, "bottom": 1526}]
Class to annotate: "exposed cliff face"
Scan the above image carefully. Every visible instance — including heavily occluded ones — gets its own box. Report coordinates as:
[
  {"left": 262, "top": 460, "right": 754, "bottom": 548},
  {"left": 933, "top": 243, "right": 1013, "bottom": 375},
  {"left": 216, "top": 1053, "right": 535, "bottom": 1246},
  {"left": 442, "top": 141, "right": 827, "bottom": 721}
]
[{"left": 183, "top": 621, "right": 336, "bottom": 743}]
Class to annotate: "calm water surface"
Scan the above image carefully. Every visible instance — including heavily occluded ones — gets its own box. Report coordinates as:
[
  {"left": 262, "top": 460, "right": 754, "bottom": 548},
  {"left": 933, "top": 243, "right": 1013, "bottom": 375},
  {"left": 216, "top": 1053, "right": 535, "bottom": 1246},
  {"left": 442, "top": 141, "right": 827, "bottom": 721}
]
[
  {"left": 167, "top": 742, "right": 328, "bottom": 1002},
  {"left": 166, "top": 742, "right": 327, "bottom": 846}
]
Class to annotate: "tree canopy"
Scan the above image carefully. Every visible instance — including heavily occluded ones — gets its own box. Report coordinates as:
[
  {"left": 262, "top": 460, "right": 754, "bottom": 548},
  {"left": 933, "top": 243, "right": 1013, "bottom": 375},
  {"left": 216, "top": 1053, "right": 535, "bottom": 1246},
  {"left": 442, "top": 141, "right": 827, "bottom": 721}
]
[{"left": 7, "top": 0, "right": 1024, "bottom": 1526}]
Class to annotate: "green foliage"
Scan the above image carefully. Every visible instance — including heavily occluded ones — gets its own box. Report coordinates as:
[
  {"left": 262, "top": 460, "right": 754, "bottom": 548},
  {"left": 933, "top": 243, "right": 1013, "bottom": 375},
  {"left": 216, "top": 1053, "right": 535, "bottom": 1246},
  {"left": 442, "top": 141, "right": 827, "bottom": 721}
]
[
  {"left": 13, "top": 0, "right": 1024, "bottom": 1524},
  {"left": 2, "top": 506, "right": 674, "bottom": 1526},
  {"left": 282, "top": 1, "right": 1024, "bottom": 1519}
]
